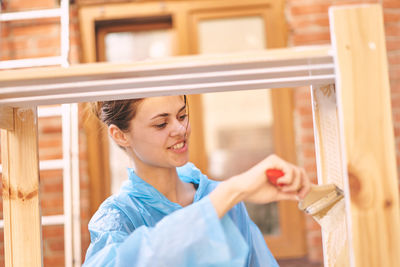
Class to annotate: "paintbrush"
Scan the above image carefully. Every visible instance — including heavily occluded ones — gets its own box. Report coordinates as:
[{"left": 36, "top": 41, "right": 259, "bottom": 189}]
[{"left": 266, "top": 169, "right": 344, "bottom": 218}]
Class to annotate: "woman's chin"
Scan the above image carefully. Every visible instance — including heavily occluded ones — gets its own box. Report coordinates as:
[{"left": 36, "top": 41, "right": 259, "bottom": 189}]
[{"left": 173, "top": 158, "right": 189, "bottom": 167}]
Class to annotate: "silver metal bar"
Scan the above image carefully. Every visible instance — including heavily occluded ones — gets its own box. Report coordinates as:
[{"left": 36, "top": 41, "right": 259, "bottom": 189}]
[
  {"left": 0, "top": 215, "right": 65, "bottom": 228},
  {"left": 0, "top": 74, "right": 336, "bottom": 107},
  {"left": 0, "top": 159, "right": 64, "bottom": 173},
  {"left": 0, "top": 56, "right": 64, "bottom": 69},
  {"left": 0, "top": 8, "right": 62, "bottom": 21},
  {"left": 0, "top": 63, "right": 334, "bottom": 97},
  {"left": 60, "top": 0, "right": 69, "bottom": 68},
  {"left": 38, "top": 106, "right": 63, "bottom": 117}
]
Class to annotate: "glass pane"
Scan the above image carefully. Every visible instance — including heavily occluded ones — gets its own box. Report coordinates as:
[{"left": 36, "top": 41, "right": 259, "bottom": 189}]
[
  {"left": 105, "top": 29, "right": 173, "bottom": 62},
  {"left": 198, "top": 16, "right": 280, "bottom": 236},
  {"left": 198, "top": 16, "right": 265, "bottom": 53},
  {"left": 103, "top": 27, "right": 173, "bottom": 193}
]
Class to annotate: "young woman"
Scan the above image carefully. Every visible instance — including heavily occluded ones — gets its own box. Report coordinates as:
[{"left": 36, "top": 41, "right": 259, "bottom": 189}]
[{"left": 83, "top": 95, "right": 311, "bottom": 267}]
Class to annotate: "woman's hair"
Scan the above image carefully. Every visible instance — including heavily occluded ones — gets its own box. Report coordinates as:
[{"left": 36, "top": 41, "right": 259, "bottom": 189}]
[
  {"left": 91, "top": 96, "right": 188, "bottom": 131},
  {"left": 91, "top": 99, "right": 144, "bottom": 132}
]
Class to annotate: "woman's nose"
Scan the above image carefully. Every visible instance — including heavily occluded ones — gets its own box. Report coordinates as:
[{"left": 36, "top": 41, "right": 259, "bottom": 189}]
[{"left": 170, "top": 119, "right": 186, "bottom": 136}]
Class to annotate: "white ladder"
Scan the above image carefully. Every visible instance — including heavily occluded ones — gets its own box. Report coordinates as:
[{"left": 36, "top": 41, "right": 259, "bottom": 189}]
[
  {"left": 0, "top": 0, "right": 69, "bottom": 69},
  {"left": 0, "top": 1, "right": 81, "bottom": 267}
]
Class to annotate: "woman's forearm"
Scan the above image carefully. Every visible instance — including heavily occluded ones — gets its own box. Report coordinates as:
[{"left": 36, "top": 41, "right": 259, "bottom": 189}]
[{"left": 208, "top": 175, "right": 246, "bottom": 218}]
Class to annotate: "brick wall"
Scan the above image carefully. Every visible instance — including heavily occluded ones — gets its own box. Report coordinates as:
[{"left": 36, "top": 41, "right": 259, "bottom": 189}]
[
  {"left": 286, "top": 0, "right": 400, "bottom": 263},
  {"left": 0, "top": 0, "right": 89, "bottom": 266}
]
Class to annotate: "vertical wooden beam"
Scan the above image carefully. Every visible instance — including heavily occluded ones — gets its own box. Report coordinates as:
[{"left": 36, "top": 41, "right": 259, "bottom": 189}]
[
  {"left": 310, "top": 84, "right": 350, "bottom": 267},
  {"left": 330, "top": 4, "right": 400, "bottom": 267},
  {"left": 1, "top": 107, "right": 43, "bottom": 267}
]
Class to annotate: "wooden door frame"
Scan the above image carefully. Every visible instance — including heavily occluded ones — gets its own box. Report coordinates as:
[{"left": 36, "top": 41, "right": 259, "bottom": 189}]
[
  {"left": 185, "top": 1, "right": 306, "bottom": 258},
  {"left": 79, "top": 0, "right": 306, "bottom": 258}
]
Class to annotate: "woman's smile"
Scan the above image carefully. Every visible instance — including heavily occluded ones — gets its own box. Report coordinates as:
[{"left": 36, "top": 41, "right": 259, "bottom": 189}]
[{"left": 168, "top": 140, "right": 188, "bottom": 153}]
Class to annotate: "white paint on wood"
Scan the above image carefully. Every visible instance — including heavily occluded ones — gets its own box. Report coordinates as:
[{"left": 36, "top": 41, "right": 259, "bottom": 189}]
[{"left": 310, "top": 84, "right": 349, "bottom": 267}]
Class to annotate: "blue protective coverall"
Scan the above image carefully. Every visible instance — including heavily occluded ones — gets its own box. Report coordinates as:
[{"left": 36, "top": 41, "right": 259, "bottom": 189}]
[{"left": 83, "top": 162, "right": 279, "bottom": 267}]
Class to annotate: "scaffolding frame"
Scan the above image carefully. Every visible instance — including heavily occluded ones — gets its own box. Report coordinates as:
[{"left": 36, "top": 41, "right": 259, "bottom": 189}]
[
  {"left": 0, "top": 1, "right": 81, "bottom": 266},
  {"left": 0, "top": 4, "right": 399, "bottom": 267}
]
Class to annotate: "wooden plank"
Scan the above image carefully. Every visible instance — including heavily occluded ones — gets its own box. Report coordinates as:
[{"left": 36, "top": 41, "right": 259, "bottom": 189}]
[
  {"left": 311, "top": 84, "right": 350, "bottom": 267},
  {"left": 0, "top": 46, "right": 334, "bottom": 107},
  {"left": 0, "top": 107, "right": 14, "bottom": 130},
  {"left": 1, "top": 107, "right": 43, "bottom": 267},
  {"left": 0, "top": 46, "right": 332, "bottom": 83},
  {"left": 330, "top": 4, "right": 400, "bottom": 267}
]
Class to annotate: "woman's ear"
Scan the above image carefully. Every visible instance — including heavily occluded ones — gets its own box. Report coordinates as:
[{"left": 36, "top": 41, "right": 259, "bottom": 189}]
[{"left": 108, "top": 124, "right": 130, "bottom": 148}]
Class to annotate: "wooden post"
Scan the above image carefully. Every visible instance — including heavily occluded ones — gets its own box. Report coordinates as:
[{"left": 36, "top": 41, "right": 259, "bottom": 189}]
[
  {"left": 1, "top": 107, "right": 43, "bottom": 267},
  {"left": 330, "top": 4, "right": 400, "bottom": 266},
  {"left": 310, "top": 84, "right": 350, "bottom": 267}
]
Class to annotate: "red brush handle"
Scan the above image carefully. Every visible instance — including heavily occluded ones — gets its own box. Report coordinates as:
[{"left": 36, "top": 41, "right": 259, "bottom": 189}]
[{"left": 266, "top": 169, "right": 284, "bottom": 186}]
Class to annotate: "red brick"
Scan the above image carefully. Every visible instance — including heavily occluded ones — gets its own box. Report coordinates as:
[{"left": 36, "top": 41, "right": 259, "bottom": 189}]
[
  {"left": 39, "top": 135, "right": 62, "bottom": 148},
  {"left": 384, "top": 0, "right": 400, "bottom": 9},
  {"left": 11, "top": 23, "right": 59, "bottom": 38},
  {"left": 40, "top": 169, "right": 63, "bottom": 180},
  {"left": 298, "top": 105, "right": 313, "bottom": 115},
  {"left": 302, "top": 146, "right": 316, "bottom": 158},
  {"left": 41, "top": 197, "right": 63, "bottom": 210},
  {"left": 290, "top": 4, "right": 331, "bottom": 16},
  {"left": 43, "top": 254, "right": 65, "bottom": 267},
  {"left": 388, "top": 53, "right": 400, "bottom": 65},
  {"left": 37, "top": 36, "right": 62, "bottom": 49},
  {"left": 13, "top": 48, "right": 60, "bottom": 60},
  {"left": 384, "top": 11, "right": 400, "bottom": 23},
  {"left": 7, "top": 0, "right": 57, "bottom": 12},
  {"left": 292, "top": 32, "right": 331, "bottom": 46},
  {"left": 290, "top": 17, "right": 330, "bottom": 30},
  {"left": 47, "top": 238, "right": 65, "bottom": 252},
  {"left": 386, "top": 24, "right": 400, "bottom": 37},
  {"left": 301, "top": 133, "right": 316, "bottom": 143},
  {"left": 304, "top": 162, "right": 317, "bottom": 173},
  {"left": 301, "top": 119, "right": 316, "bottom": 130},
  {"left": 42, "top": 181, "right": 63, "bottom": 194},
  {"left": 10, "top": 37, "right": 35, "bottom": 51},
  {"left": 386, "top": 39, "right": 400, "bottom": 51},
  {"left": 43, "top": 225, "right": 64, "bottom": 239},
  {"left": 389, "top": 67, "right": 400, "bottom": 81},
  {"left": 39, "top": 151, "right": 63, "bottom": 161}
]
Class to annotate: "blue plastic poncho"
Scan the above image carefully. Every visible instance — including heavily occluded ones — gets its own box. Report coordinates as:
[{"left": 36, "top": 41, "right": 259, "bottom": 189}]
[{"left": 83, "top": 163, "right": 279, "bottom": 267}]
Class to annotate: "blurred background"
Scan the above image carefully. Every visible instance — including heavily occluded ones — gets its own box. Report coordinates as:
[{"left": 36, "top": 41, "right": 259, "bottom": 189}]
[{"left": 0, "top": 0, "right": 399, "bottom": 266}]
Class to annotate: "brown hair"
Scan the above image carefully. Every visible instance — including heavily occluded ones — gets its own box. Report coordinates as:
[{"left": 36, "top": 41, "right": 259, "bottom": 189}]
[
  {"left": 91, "top": 99, "right": 144, "bottom": 132},
  {"left": 91, "top": 96, "right": 188, "bottom": 131}
]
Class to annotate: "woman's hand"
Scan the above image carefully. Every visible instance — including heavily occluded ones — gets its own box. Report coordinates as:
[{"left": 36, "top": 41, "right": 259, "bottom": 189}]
[
  {"left": 209, "top": 154, "right": 311, "bottom": 218},
  {"left": 232, "top": 154, "right": 311, "bottom": 204}
]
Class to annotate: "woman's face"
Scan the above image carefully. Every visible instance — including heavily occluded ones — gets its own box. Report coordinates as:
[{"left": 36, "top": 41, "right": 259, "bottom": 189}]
[{"left": 126, "top": 96, "right": 191, "bottom": 169}]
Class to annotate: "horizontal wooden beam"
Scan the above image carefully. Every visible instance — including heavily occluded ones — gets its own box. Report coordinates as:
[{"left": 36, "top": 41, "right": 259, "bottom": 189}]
[{"left": 0, "top": 46, "right": 334, "bottom": 107}]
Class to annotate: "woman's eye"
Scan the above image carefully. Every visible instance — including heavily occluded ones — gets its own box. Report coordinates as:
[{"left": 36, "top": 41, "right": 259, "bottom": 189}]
[
  {"left": 154, "top": 123, "right": 167, "bottom": 129},
  {"left": 179, "top": 114, "right": 188, "bottom": 121}
]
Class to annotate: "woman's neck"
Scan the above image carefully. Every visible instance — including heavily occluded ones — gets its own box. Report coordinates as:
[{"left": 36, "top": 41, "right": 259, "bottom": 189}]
[{"left": 134, "top": 164, "right": 195, "bottom": 207}]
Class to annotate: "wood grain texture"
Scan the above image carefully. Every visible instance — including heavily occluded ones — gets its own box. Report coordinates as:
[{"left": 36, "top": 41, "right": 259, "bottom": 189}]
[
  {"left": 330, "top": 4, "right": 400, "bottom": 267},
  {"left": 0, "top": 106, "right": 14, "bottom": 130},
  {"left": 1, "top": 107, "right": 43, "bottom": 267}
]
